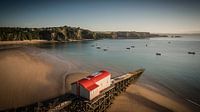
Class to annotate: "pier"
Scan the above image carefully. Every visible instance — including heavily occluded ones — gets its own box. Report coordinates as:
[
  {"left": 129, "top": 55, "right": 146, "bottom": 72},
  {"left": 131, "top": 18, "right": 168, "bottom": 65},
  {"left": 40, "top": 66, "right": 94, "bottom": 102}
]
[{"left": 8, "top": 69, "right": 144, "bottom": 112}]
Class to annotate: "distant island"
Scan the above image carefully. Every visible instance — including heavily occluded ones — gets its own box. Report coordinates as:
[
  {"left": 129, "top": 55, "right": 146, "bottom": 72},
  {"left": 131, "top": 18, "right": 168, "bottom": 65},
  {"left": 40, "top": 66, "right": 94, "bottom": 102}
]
[{"left": 0, "top": 26, "right": 168, "bottom": 42}]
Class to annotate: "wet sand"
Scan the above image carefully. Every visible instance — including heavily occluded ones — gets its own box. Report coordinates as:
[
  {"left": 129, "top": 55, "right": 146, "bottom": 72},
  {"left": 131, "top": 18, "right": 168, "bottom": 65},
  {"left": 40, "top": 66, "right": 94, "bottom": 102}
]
[
  {"left": 0, "top": 47, "right": 82, "bottom": 110},
  {"left": 108, "top": 83, "right": 196, "bottom": 112}
]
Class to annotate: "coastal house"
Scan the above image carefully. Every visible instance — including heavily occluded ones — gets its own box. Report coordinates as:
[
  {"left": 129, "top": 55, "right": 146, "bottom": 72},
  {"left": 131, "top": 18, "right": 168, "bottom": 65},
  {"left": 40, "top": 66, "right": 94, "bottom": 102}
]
[{"left": 71, "top": 70, "right": 111, "bottom": 100}]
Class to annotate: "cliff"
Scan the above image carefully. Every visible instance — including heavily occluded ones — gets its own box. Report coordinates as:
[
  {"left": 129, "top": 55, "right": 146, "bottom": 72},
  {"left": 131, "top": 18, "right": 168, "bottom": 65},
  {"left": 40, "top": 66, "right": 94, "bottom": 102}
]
[
  {"left": 0, "top": 26, "right": 167, "bottom": 41},
  {"left": 111, "top": 31, "right": 167, "bottom": 39},
  {"left": 0, "top": 26, "right": 111, "bottom": 41}
]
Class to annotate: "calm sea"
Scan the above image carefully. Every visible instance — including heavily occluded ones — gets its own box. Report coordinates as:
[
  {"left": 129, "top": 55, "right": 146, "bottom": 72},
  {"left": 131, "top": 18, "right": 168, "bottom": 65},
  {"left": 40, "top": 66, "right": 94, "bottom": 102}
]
[{"left": 37, "top": 35, "right": 200, "bottom": 106}]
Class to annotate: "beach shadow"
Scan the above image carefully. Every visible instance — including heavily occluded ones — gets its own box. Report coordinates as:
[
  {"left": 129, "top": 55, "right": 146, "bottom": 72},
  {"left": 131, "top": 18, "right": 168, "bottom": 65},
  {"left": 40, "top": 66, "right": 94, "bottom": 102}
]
[{"left": 126, "top": 92, "right": 173, "bottom": 112}]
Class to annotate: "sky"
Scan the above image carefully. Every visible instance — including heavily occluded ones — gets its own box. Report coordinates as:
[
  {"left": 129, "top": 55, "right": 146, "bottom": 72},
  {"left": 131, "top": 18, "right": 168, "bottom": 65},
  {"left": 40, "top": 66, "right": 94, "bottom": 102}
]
[{"left": 0, "top": 0, "right": 200, "bottom": 33}]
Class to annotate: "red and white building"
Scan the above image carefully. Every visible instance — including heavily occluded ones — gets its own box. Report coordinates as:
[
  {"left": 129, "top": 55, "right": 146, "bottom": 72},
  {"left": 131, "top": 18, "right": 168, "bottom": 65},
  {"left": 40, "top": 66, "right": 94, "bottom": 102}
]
[{"left": 71, "top": 70, "right": 111, "bottom": 100}]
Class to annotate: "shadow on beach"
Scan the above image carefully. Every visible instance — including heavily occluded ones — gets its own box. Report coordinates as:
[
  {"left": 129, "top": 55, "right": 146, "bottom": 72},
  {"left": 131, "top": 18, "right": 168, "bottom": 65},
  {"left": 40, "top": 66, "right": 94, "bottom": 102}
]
[{"left": 0, "top": 47, "right": 84, "bottom": 110}]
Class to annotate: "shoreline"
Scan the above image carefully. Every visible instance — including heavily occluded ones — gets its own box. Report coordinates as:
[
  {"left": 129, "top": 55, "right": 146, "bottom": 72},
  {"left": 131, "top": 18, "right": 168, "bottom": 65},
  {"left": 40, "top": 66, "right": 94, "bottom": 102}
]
[
  {"left": 0, "top": 39, "right": 95, "bottom": 46},
  {"left": 0, "top": 40, "right": 58, "bottom": 45}
]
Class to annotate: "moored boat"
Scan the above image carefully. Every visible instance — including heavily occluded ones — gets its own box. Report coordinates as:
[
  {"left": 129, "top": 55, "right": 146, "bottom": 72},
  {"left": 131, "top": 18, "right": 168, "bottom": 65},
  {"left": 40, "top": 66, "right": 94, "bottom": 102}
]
[{"left": 188, "top": 51, "right": 195, "bottom": 55}]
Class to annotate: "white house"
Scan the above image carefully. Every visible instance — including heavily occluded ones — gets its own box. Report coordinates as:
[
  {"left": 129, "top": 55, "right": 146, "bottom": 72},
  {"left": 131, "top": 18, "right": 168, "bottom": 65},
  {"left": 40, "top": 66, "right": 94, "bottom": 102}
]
[{"left": 71, "top": 70, "right": 111, "bottom": 100}]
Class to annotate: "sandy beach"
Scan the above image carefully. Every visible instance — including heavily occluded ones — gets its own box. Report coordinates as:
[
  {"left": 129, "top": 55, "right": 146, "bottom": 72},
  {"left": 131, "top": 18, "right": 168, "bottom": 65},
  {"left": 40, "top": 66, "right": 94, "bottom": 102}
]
[
  {"left": 107, "top": 83, "right": 197, "bottom": 112},
  {"left": 0, "top": 47, "right": 198, "bottom": 111},
  {"left": 0, "top": 47, "right": 84, "bottom": 110},
  {"left": 0, "top": 40, "right": 58, "bottom": 45}
]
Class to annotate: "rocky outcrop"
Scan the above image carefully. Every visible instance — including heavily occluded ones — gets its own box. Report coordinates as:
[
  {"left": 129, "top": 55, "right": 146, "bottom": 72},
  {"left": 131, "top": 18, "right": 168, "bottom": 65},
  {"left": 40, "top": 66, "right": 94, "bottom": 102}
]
[
  {"left": 111, "top": 31, "right": 167, "bottom": 39},
  {"left": 0, "top": 26, "right": 111, "bottom": 41}
]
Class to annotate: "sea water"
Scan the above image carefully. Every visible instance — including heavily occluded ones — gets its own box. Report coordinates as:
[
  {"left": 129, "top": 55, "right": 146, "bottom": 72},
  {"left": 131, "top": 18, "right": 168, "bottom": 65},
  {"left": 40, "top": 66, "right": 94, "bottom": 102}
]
[{"left": 37, "top": 35, "right": 200, "bottom": 105}]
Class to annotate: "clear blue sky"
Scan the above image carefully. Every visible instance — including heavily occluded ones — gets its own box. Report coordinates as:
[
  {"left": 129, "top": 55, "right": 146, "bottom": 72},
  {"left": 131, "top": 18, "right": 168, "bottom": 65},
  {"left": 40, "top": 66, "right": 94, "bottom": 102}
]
[{"left": 0, "top": 0, "right": 200, "bottom": 33}]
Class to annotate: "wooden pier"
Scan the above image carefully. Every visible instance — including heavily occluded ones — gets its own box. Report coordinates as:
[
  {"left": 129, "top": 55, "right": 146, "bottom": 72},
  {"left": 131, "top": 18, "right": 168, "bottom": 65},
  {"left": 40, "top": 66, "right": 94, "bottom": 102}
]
[{"left": 7, "top": 69, "right": 144, "bottom": 112}]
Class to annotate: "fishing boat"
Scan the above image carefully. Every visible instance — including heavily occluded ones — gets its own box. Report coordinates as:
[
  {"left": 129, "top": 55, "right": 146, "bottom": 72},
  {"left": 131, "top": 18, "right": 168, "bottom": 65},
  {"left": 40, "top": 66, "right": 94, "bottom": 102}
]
[
  {"left": 188, "top": 51, "right": 195, "bottom": 55},
  {"left": 156, "top": 52, "right": 161, "bottom": 56}
]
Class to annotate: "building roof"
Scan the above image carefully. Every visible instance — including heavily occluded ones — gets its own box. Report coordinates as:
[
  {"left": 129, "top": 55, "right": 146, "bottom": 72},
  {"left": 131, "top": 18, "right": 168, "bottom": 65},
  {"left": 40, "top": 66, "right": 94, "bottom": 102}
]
[
  {"left": 78, "top": 70, "right": 110, "bottom": 91},
  {"left": 88, "top": 70, "right": 110, "bottom": 82},
  {"left": 87, "top": 83, "right": 99, "bottom": 91}
]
